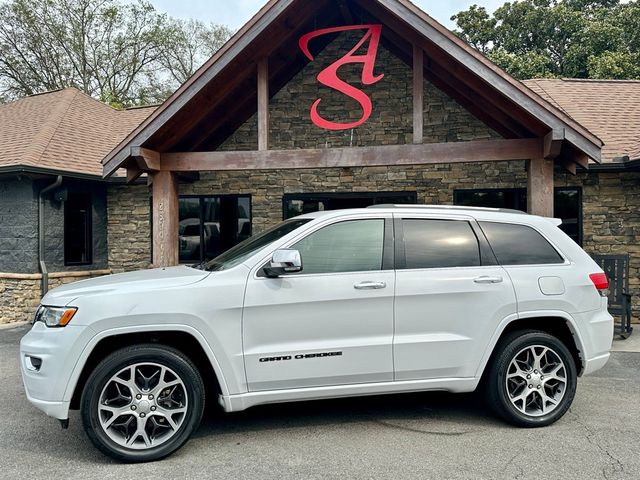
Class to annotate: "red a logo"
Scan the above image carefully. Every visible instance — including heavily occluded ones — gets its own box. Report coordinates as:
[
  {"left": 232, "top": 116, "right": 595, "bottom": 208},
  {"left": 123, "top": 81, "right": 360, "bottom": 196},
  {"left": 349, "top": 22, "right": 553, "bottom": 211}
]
[{"left": 299, "top": 24, "right": 385, "bottom": 131}]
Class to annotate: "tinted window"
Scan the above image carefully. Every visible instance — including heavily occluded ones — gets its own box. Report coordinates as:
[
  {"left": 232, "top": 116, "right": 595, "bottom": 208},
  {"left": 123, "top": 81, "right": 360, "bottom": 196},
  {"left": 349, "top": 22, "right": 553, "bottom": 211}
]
[
  {"left": 401, "top": 219, "right": 480, "bottom": 269},
  {"left": 480, "top": 222, "right": 564, "bottom": 265},
  {"left": 64, "top": 193, "right": 92, "bottom": 265},
  {"left": 292, "top": 219, "right": 384, "bottom": 274}
]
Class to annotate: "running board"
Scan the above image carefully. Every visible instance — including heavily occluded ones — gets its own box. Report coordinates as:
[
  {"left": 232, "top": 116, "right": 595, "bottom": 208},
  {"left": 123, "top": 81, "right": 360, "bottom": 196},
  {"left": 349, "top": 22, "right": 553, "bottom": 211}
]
[{"left": 219, "top": 377, "right": 479, "bottom": 412}]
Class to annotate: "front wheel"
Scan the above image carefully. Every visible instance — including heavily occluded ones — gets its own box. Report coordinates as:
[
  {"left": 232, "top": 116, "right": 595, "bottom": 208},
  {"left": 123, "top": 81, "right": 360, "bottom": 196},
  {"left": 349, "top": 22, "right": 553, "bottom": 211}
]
[
  {"left": 81, "top": 344, "right": 205, "bottom": 462},
  {"left": 485, "top": 330, "right": 577, "bottom": 427}
]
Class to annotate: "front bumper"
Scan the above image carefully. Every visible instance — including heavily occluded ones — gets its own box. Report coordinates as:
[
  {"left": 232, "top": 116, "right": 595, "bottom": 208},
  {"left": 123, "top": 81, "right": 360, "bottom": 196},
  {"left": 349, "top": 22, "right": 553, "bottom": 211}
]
[{"left": 20, "top": 322, "right": 93, "bottom": 420}]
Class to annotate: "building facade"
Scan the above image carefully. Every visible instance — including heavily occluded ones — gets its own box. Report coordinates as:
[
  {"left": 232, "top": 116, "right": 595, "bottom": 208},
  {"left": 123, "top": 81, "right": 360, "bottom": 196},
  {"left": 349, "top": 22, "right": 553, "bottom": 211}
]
[{"left": 1, "top": 0, "right": 638, "bottom": 326}]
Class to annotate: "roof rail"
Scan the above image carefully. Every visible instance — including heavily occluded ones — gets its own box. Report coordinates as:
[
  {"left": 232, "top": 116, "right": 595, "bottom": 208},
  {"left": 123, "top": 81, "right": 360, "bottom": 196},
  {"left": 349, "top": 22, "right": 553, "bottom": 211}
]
[{"left": 367, "top": 204, "right": 528, "bottom": 215}]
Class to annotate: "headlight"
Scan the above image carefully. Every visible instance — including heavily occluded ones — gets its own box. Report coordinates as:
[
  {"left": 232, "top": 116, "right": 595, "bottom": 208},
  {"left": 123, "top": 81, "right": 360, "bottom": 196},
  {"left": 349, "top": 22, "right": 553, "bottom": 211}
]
[{"left": 33, "top": 306, "right": 77, "bottom": 328}]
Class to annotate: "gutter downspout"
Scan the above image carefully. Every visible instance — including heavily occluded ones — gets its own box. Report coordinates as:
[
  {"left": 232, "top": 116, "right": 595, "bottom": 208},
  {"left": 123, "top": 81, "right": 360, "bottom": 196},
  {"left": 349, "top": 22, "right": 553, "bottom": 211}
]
[{"left": 38, "top": 176, "right": 62, "bottom": 297}]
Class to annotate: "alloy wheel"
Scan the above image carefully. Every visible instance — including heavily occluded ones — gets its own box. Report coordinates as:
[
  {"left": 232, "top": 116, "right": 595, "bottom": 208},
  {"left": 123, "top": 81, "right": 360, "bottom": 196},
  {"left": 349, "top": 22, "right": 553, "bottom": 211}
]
[
  {"left": 97, "top": 362, "right": 188, "bottom": 450},
  {"left": 505, "top": 345, "right": 567, "bottom": 417}
]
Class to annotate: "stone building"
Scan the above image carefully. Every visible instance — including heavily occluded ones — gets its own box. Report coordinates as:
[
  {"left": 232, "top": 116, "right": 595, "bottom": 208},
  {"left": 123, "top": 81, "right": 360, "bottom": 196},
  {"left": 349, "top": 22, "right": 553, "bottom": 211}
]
[{"left": 0, "top": 0, "right": 638, "bottom": 326}]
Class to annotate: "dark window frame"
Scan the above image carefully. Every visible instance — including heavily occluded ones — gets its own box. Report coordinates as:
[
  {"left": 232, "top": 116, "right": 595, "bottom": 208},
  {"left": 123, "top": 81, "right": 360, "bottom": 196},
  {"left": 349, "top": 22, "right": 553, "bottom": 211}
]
[
  {"left": 282, "top": 191, "right": 418, "bottom": 220},
  {"left": 453, "top": 187, "right": 583, "bottom": 246},
  {"left": 178, "top": 194, "right": 252, "bottom": 264},
  {"left": 64, "top": 192, "right": 93, "bottom": 266}
]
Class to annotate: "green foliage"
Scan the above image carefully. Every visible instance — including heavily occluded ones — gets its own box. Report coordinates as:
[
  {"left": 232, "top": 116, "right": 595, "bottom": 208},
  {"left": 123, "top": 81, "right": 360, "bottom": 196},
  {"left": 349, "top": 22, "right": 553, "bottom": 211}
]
[
  {"left": 451, "top": 0, "right": 640, "bottom": 80},
  {"left": 0, "top": 0, "right": 233, "bottom": 106}
]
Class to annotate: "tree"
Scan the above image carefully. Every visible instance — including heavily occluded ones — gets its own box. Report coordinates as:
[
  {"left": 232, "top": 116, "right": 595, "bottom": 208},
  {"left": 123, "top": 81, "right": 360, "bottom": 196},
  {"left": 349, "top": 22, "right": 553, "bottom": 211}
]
[
  {"left": 451, "top": 0, "right": 640, "bottom": 80},
  {"left": 0, "top": 0, "right": 233, "bottom": 106},
  {"left": 160, "top": 19, "right": 233, "bottom": 86}
]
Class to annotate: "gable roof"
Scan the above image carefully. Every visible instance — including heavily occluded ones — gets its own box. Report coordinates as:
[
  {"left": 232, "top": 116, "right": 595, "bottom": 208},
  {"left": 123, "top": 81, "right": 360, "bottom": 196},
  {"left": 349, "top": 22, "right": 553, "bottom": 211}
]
[
  {"left": 0, "top": 88, "right": 155, "bottom": 178},
  {"left": 524, "top": 79, "right": 640, "bottom": 162},
  {"left": 102, "top": 0, "right": 603, "bottom": 177}
]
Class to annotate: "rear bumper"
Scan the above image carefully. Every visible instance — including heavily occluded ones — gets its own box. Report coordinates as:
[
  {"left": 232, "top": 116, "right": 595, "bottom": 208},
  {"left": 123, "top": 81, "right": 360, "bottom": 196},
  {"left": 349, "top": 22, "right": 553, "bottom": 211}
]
[
  {"left": 574, "top": 307, "right": 614, "bottom": 376},
  {"left": 583, "top": 352, "right": 610, "bottom": 376}
]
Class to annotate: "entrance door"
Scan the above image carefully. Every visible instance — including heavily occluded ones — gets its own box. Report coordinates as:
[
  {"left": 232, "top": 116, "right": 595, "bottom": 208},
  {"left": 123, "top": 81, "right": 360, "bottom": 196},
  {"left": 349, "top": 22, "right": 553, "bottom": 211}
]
[
  {"left": 243, "top": 216, "right": 395, "bottom": 391},
  {"left": 392, "top": 215, "right": 517, "bottom": 380}
]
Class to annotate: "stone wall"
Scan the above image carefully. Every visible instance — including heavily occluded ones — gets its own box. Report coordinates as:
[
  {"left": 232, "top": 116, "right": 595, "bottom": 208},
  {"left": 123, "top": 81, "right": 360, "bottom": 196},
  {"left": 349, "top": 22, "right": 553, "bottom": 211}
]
[
  {"left": 220, "top": 31, "right": 499, "bottom": 151},
  {"left": 0, "top": 277, "right": 40, "bottom": 324},
  {"left": 107, "top": 184, "right": 152, "bottom": 273},
  {"left": 0, "top": 177, "right": 38, "bottom": 273},
  {"left": 0, "top": 270, "right": 111, "bottom": 324}
]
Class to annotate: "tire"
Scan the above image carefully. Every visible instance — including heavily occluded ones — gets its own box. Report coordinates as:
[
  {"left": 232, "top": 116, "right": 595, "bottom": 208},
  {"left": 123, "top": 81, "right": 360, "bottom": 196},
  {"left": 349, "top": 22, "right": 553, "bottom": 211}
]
[
  {"left": 81, "top": 344, "right": 205, "bottom": 462},
  {"left": 485, "top": 330, "right": 577, "bottom": 427}
]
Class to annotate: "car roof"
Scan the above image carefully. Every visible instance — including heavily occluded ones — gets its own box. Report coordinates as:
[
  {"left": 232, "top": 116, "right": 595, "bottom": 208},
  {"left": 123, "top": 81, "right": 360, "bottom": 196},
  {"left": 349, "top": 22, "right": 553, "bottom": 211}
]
[{"left": 296, "top": 205, "right": 561, "bottom": 227}]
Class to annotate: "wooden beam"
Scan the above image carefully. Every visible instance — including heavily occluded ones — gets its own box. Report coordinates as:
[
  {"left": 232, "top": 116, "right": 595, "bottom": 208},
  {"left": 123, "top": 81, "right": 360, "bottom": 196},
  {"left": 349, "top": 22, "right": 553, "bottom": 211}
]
[
  {"left": 560, "top": 159, "right": 577, "bottom": 175},
  {"left": 527, "top": 156, "right": 554, "bottom": 217},
  {"left": 161, "top": 138, "right": 543, "bottom": 172},
  {"left": 126, "top": 166, "right": 143, "bottom": 184},
  {"left": 132, "top": 147, "right": 161, "bottom": 171},
  {"left": 151, "top": 171, "right": 179, "bottom": 268},
  {"left": 413, "top": 44, "right": 424, "bottom": 144},
  {"left": 257, "top": 58, "right": 270, "bottom": 151},
  {"left": 544, "top": 129, "right": 564, "bottom": 159}
]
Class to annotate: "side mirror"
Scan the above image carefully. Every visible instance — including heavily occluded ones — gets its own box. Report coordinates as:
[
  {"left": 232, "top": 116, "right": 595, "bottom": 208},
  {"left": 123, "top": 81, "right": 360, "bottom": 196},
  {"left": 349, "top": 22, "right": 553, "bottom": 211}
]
[{"left": 263, "top": 249, "right": 302, "bottom": 278}]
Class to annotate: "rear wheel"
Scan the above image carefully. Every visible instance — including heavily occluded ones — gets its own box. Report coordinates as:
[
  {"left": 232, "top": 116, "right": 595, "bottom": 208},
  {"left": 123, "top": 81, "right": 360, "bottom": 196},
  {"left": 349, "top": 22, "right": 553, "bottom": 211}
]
[
  {"left": 81, "top": 344, "right": 205, "bottom": 462},
  {"left": 486, "top": 330, "right": 577, "bottom": 427}
]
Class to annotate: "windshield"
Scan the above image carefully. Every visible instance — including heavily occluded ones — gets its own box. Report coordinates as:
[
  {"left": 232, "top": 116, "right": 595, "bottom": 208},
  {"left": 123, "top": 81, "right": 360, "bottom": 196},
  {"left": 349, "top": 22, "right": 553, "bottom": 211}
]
[{"left": 196, "top": 218, "right": 312, "bottom": 272}]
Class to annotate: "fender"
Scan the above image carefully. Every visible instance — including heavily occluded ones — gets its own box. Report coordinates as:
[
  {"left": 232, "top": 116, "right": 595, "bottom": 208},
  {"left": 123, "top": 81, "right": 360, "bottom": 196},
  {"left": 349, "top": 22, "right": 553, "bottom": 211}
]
[
  {"left": 474, "top": 310, "right": 586, "bottom": 381},
  {"left": 62, "top": 324, "right": 231, "bottom": 403}
]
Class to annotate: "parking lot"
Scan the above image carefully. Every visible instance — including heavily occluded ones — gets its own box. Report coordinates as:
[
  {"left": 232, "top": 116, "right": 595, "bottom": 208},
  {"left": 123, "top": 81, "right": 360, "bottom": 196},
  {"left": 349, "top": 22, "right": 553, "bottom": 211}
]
[{"left": 1, "top": 322, "right": 639, "bottom": 480}]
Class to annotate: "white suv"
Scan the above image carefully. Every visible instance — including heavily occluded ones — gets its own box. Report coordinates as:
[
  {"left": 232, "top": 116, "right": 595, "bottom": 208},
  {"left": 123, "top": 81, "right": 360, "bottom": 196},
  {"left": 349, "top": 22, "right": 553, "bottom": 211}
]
[{"left": 20, "top": 205, "right": 613, "bottom": 462}]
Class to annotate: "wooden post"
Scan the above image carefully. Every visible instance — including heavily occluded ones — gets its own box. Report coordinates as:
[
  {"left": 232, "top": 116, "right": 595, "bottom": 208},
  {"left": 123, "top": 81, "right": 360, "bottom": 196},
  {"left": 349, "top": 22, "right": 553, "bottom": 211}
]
[
  {"left": 413, "top": 45, "right": 424, "bottom": 144},
  {"left": 527, "top": 157, "right": 554, "bottom": 217},
  {"left": 257, "top": 58, "right": 269, "bottom": 151},
  {"left": 151, "top": 171, "right": 179, "bottom": 267}
]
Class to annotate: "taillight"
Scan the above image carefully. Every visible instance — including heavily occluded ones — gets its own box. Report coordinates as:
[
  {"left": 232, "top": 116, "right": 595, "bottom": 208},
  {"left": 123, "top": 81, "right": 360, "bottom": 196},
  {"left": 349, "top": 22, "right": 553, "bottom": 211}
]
[{"left": 589, "top": 273, "right": 609, "bottom": 297}]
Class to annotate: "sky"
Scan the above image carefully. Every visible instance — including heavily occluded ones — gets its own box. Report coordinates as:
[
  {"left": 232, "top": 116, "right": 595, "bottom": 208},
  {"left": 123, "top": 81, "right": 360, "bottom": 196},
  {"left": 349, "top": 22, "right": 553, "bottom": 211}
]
[{"left": 151, "top": 1, "right": 506, "bottom": 30}]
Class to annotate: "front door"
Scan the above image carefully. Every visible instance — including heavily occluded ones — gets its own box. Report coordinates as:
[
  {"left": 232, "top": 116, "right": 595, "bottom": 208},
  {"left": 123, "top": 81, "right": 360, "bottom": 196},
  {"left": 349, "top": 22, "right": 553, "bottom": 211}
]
[
  {"left": 243, "top": 215, "right": 395, "bottom": 391},
  {"left": 392, "top": 215, "right": 517, "bottom": 380}
]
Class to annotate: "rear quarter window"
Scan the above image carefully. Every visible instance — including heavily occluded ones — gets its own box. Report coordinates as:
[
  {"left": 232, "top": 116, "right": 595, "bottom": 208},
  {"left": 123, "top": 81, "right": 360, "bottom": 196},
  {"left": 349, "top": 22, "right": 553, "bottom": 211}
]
[{"left": 479, "top": 221, "right": 564, "bottom": 265}]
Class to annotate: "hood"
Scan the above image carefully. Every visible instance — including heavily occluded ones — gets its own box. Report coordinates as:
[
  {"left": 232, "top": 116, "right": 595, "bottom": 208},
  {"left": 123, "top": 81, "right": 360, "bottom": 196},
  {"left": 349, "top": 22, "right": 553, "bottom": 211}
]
[{"left": 42, "top": 266, "right": 211, "bottom": 306}]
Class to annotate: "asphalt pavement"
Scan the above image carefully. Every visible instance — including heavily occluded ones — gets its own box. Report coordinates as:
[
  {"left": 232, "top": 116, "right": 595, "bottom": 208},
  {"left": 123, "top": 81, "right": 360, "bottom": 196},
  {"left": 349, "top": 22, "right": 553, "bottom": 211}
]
[{"left": 1, "top": 322, "right": 639, "bottom": 480}]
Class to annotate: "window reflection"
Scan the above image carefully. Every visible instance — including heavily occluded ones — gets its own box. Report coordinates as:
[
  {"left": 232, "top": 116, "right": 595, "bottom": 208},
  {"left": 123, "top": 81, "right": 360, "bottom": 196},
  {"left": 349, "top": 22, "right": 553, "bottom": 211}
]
[{"left": 179, "top": 195, "right": 251, "bottom": 263}]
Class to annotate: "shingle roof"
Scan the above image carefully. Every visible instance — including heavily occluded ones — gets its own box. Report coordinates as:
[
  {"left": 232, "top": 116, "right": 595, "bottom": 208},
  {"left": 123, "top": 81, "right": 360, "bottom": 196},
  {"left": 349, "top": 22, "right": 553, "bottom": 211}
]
[
  {"left": 0, "top": 88, "right": 155, "bottom": 177},
  {"left": 523, "top": 78, "right": 640, "bottom": 162}
]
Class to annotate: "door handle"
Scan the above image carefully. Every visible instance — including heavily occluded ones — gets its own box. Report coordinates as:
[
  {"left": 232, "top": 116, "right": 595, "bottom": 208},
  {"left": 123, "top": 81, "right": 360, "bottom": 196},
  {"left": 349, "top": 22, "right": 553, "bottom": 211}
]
[
  {"left": 354, "top": 281, "right": 387, "bottom": 290},
  {"left": 474, "top": 276, "right": 503, "bottom": 284}
]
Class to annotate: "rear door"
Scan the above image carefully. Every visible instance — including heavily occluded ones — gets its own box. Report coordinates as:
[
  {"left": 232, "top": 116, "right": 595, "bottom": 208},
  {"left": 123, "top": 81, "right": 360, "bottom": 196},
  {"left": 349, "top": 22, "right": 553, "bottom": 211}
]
[{"left": 392, "top": 214, "right": 517, "bottom": 380}]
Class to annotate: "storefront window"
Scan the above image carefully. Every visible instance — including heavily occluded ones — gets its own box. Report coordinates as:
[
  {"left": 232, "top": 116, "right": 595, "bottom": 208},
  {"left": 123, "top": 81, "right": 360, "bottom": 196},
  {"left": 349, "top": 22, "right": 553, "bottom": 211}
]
[
  {"left": 453, "top": 187, "right": 582, "bottom": 245},
  {"left": 283, "top": 192, "right": 417, "bottom": 219},
  {"left": 179, "top": 195, "right": 251, "bottom": 263}
]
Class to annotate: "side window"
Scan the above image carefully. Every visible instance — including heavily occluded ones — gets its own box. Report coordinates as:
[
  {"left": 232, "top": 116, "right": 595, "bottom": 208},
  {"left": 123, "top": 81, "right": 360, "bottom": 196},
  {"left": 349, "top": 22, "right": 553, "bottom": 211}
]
[
  {"left": 291, "top": 219, "right": 384, "bottom": 274},
  {"left": 64, "top": 193, "right": 92, "bottom": 266},
  {"left": 479, "top": 222, "right": 564, "bottom": 265},
  {"left": 401, "top": 219, "right": 480, "bottom": 269}
]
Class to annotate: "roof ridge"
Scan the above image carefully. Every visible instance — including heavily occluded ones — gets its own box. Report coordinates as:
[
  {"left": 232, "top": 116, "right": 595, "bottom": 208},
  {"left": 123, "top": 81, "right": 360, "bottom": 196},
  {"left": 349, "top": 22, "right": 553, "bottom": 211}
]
[{"left": 20, "top": 88, "right": 79, "bottom": 167}]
